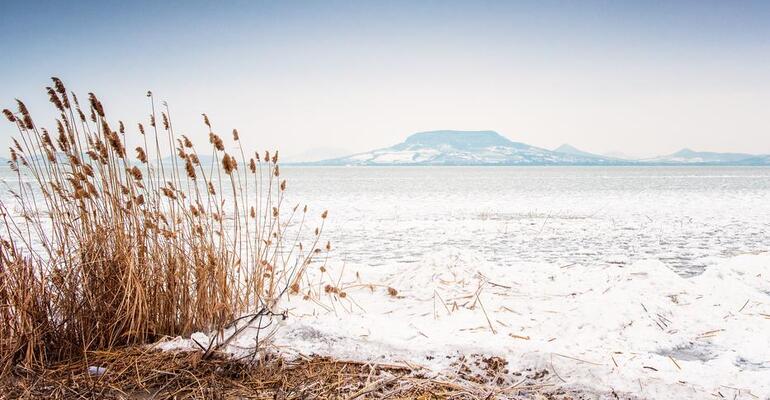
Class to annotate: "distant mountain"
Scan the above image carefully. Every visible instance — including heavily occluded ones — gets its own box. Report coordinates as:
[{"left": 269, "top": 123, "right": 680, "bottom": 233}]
[
  {"left": 644, "top": 148, "right": 766, "bottom": 164},
  {"left": 315, "top": 130, "right": 626, "bottom": 166},
  {"left": 602, "top": 151, "right": 647, "bottom": 160},
  {"left": 734, "top": 155, "right": 770, "bottom": 165},
  {"left": 553, "top": 144, "right": 612, "bottom": 160}
]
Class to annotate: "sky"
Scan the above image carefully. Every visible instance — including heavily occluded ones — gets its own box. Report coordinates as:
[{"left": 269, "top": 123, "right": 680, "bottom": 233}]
[{"left": 1, "top": 0, "right": 769, "bottom": 159}]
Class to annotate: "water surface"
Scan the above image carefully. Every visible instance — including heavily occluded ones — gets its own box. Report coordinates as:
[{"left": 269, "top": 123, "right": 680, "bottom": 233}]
[{"left": 279, "top": 166, "right": 770, "bottom": 275}]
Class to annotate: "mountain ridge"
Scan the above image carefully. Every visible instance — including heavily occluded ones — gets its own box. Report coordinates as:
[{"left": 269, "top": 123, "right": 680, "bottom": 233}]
[
  {"left": 553, "top": 144, "right": 610, "bottom": 160},
  {"left": 313, "top": 130, "right": 628, "bottom": 166},
  {"left": 644, "top": 148, "right": 759, "bottom": 164},
  {"left": 303, "top": 130, "right": 770, "bottom": 166}
]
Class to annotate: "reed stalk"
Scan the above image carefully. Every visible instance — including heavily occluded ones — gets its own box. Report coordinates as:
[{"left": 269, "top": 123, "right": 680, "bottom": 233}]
[{"left": 0, "top": 79, "right": 327, "bottom": 375}]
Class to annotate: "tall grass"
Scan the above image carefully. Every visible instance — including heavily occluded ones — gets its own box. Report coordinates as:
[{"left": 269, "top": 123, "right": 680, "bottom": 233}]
[{"left": 0, "top": 78, "right": 326, "bottom": 375}]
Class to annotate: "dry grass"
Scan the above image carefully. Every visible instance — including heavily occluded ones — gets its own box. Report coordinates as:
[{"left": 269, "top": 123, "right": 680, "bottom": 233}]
[
  {"left": 0, "top": 78, "right": 327, "bottom": 376},
  {"left": 1, "top": 347, "right": 439, "bottom": 399},
  {"left": 0, "top": 346, "right": 577, "bottom": 400}
]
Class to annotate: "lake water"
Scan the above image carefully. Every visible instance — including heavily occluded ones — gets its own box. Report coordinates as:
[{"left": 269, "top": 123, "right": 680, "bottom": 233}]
[
  {"left": 3, "top": 165, "right": 769, "bottom": 276},
  {"left": 277, "top": 166, "right": 770, "bottom": 276}
]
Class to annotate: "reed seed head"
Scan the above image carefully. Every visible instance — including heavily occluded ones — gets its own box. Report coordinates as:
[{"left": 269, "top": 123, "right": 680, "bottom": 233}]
[
  {"left": 209, "top": 133, "right": 224, "bottom": 151},
  {"left": 56, "top": 121, "right": 70, "bottom": 151},
  {"left": 88, "top": 93, "right": 105, "bottom": 117},
  {"left": 16, "top": 99, "right": 34, "bottom": 129},
  {"left": 16, "top": 99, "right": 29, "bottom": 116},
  {"left": 52, "top": 77, "right": 66, "bottom": 94},
  {"left": 161, "top": 187, "right": 176, "bottom": 199},
  {"left": 46, "top": 87, "right": 64, "bottom": 112},
  {"left": 135, "top": 147, "right": 147, "bottom": 163},
  {"left": 106, "top": 128, "right": 126, "bottom": 158},
  {"left": 41, "top": 130, "right": 54, "bottom": 148},
  {"left": 2, "top": 109, "right": 15, "bottom": 123},
  {"left": 222, "top": 153, "right": 237, "bottom": 175},
  {"left": 185, "top": 157, "right": 196, "bottom": 179},
  {"left": 71, "top": 156, "right": 83, "bottom": 169},
  {"left": 129, "top": 166, "right": 143, "bottom": 181}
]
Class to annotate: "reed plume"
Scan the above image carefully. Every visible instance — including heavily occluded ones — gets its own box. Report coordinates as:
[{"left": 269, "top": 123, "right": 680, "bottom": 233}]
[{"left": 0, "top": 78, "right": 328, "bottom": 376}]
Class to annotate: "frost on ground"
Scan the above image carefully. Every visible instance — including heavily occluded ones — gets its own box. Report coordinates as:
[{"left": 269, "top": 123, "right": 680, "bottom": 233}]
[{"left": 157, "top": 249, "right": 769, "bottom": 399}]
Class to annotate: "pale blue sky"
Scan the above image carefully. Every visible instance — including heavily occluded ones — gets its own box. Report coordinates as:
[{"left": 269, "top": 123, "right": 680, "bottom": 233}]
[{"left": 1, "top": 1, "right": 769, "bottom": 158}]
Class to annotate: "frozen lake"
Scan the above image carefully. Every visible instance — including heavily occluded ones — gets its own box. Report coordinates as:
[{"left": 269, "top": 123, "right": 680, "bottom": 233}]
[
  {"left": 280, "top": 166, "right": 770, "bottom": 275},
  {"left": 4, "top": 165, "right": 767, "bottom": 273}
]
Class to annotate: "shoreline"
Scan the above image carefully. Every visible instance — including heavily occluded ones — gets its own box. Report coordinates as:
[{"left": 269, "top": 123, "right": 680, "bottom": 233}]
[{"left": 262, "top": 251, "right": 769, "bottom": 399}]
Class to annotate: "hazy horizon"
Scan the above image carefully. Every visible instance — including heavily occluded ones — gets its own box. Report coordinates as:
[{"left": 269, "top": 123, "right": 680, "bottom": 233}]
[{"left": 2, "top": 0, "right": 769, "bottom": 160}]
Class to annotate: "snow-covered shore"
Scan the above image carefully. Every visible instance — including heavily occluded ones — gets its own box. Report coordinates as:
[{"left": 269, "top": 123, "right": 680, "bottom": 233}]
[
  {"left": 236, "top": 249, "right": 770, "bottom": 399},
  {"left": 159, "top": 249, "right": 769, "bottom": 398}
]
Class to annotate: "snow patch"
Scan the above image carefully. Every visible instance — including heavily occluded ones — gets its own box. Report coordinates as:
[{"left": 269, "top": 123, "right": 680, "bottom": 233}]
[{"left": 266, "top": 250, "right": 770, "bottom": 399}]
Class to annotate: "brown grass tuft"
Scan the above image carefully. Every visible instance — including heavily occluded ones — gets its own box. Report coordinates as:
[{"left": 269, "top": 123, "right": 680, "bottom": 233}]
[{"left": 0, "top": 78, "right": 327, "bottom": 377}]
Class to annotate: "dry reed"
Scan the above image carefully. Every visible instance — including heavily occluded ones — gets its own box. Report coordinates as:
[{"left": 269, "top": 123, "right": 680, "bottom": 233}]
[
  {"left": 0, "top": 78, "right": 327, "bottom": 376},
  {"left": 1, "top": 346, "right": 569, "bottom": 399},
  {"left": 0, "top": 347, "right": 471, "bottom": 399}
]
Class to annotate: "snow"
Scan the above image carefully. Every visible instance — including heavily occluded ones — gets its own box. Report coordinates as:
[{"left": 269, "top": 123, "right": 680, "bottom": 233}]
[
  {"left": 281, "top": 167, "right": 770, "bottom": 276},
  {"left": 151, "top": 166, "right": 770, "bottom": 398},
  {"left": 159, "top": 250, "right": 770, "bottom": 399},
  {"left": 5, "top": 165, "right": 769, "bottom": 398}
]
